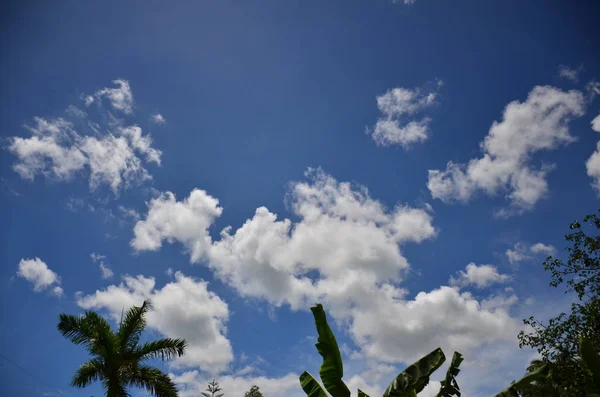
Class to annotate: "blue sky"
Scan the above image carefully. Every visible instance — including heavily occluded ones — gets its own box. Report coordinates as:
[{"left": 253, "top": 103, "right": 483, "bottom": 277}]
[{"left": 1, "top": 1, "right": 600, "bottom": 397}]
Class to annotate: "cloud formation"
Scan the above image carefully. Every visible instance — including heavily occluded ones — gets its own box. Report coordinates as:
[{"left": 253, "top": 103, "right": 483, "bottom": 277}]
[
  {"left": 16, "top": 257, "right": 63, "bottom": 296},
  {"left": 586, "top": 113, "right": 600, "bottom": 194},
  {"left": 7, "top": 80, "right": 162, "bottom": 193},
  {"left": 132, "top": 169, "right": 519, "bottom": 367},
  {"left": 449, "top": 263, "right": 511, "bottom": 289},
  {"left": 94, "top": 79, "right": 134, "bottom": 114},
  {"left": 151, "top": 113, "right": 167, "bottom": 124},
  {"left": 367, "top": 80, "right": 442, "bottom": 148},
  {"left": 558, "top": 65, "right": 583, "bottom": 83},
  {"left": 76, "top": 271, "right": 233, "bottom": 373},
  {"left": 427, "top": 85, "right": 586, "bottom": 216},
  {"left": 506, "top": 242, "right": 556, "bottom": 264}
]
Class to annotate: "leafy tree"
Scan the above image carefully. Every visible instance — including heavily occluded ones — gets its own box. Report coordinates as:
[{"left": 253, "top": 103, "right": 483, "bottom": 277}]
[
  {"left": 58, "top": 300, "right": 187, "bottom": 397},
  {"left": 202, "top": 380, "right": 224, "bottom": 397},
  {"left": 244, "top": 385, "right": 265, "bottom": 397},
  {"left": 518, "top": 210, "right": 600, "bottom": 397}
]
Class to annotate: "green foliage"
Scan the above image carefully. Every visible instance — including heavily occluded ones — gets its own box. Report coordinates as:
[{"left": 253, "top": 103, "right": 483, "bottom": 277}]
[
  {"left": 298, "top": 303, "right": 557, "bottom": 397},
  {"left": 244, "top": 385, "right": 265, "bottom": 397},
  {"left": 310, "top": 304, "right": 351, "bottom": 397},
  {"left": 435, "top": 352, "right": 463, "bottom": 397},
  {"left": 493, "top": 362, "right": 551, "bottom": 397},
  {"left": 58, "top": 299, "right": 187, "bottom": 397},
  {"left": 300, "top": 303, "right": 452, "bottom": 397},
  {"left": 202, "top": 380, "right": 225, "bottom": 397},
  {"left": 580, "top": 337, "right": 600, "bottom": 397},
  {"left": 518, "top": 210, "right": 600, "bottom": 396},
  {"left": 381, "top": 348, "right": 446, "bottom": 397},
  {"left": 300, "top": 372, "right": 329, "bottom": 397}
]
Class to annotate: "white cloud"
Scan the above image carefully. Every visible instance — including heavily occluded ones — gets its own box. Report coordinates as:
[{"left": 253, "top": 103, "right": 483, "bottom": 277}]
[
  {"left": 392, "top": 0, "right": 417, "bottom": 4},
  {"left": 506, "top": 242, "right": 556, "bottom": 264},
  {"left": 171, "top": 371, "right": 302, "bottom": 397},
  {"left": 119, "top": 126, "right": 162, "bottom": 165},
  {"left": 558, "top": 64, "right": 583, "bottom": 83},
  {"left": 16, "top": 257, "right": 63, "bottom": 296},
  {"left": 90, "top": 252, "right": 106, "bottom": 263},
  {"left": 449, "top": 263, "right": 510, "bottom": 289},
  {"left": 52, "top": 286, "right": 64, "bottom": 297},
  {"left": 133, "top": 169, "right": 436, "bottom": 310},
  {"left": 76, "top": 271, "right": 233, "bottom": 373},
  {"left": 593, "top": 114, "right": 600, "bottom": 132},
  {"left": 133, "top": 169, "right": 521, "bottom": 370},
  {"left": 7, "top": 80, "right": 162, "bottom": 193},
  {"left": 131, "top": 189, "right": 223, "bottom": 262},
  {"left": 367, "top": 80, "right": 442, "bottom": 148},
  {"left": 151, "top": 113, "right": 166, "bottom": 124},
  {"left": 8, "top": 117, "right": 161, "bottom": 193},
  {"left": 529, "top": 242, "right": 556, "bottom": 256},
  {"left": 9, "top": 117, "right": 87, "bottom": 181},
  {"left": 586, "top": 114, "right": 600, "bottom": 194},
  {"left": 118, "top": 205, "right": 141, "bottom": 222},
  {"left": 347, "top": 285, "right": 519, "bottom": 364},
  {"left": 95, "top": 79, "right": 134, "bottom": 114},
  {"left": 427, "top": 86, "right": 586, "bottom": 215},
  {"left": 99, "top": 262, "right": 114, "bottom": 279}
]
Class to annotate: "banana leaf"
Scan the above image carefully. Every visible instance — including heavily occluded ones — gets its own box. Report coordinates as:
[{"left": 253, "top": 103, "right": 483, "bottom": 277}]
[
  {"left": 357, "top": 389, "right": 370, "bottom": 397},
  {"left": 300, "top": 371, "right": 329, "bottom": 397},
  {"left": 493, "top": 362, "right": 550, "bottom": 397},
  {"left": 382, "top": 348, "right": 446, "bottom": 397},
  {"left": 310, "top": 304, "right": 351, "bottom": 397},
  {"left": 436, "top": 352, "right": 463, "bottom": 397}
]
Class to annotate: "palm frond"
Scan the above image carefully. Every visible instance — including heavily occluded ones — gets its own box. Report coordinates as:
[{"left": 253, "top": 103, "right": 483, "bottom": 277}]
[
  {"left": 127, "top": 365, "right": 179, "bottom": 397},
  {"left": 135, "top": 338, "right": 187, "bottom": 362},
  {"left": 118, "top": 300, "right": 152, "bottom": 350},
  {"left": 72, "top": 358, "right": 104, "bottom": 388},
  {"left": 83, "top": 312, "right": 118, "bottom": 358},
  {"left": 58, "top": 313, "right": 96, "bottom": 348}
]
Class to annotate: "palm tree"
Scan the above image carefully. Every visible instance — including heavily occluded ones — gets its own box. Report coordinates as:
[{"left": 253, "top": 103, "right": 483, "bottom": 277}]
[{"left": 58, "top": 300, "right": 187, "bottom": 397}]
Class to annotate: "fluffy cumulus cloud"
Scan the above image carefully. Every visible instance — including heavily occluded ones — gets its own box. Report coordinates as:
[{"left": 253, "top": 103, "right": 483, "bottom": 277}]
[
  {"left": 506, "top": 242, "right": 556, "bottom": 264},
  {"left": 367, "top": 80, "right": 442, "bottom": 148},
  {"left": 76, "top": 271, "right": 233, "bottom": 373},
  {"left": 131, "top": 189, "right": 223, "bottom": 262},
  {"left": 16, "top": 257, "right": 63, "bottom": 296},
  {"left": 427, "top": 86, "right": 586, "bottom": 215},
  {"left": 133, "top": 168, "right": 436, "bottom": 308},
  {"left": 133, "top": 168, "right": 521, "bottom": 370},
  {"left": 348, "top": 285, "right": 519, "bottom": 364},
  {"left": 449, "top": 263, "right": 510, "bottom": 289},
  {"left": 7, "top": 80, "right": 162, "bottom": 193},
  {"left": 586, "top": 113, "right": 600, "bottom": 194}
]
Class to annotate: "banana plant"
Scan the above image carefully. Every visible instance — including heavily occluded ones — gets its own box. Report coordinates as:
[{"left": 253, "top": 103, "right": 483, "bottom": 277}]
[
  {"left": 435, "top": 352, "right": 464, "bottom": 397},
  {"left": 299, "top": 304, "right": 454, "bottom": 397},
  {"left": 492, "top": 362, "right": 551, "bottom": 397}
]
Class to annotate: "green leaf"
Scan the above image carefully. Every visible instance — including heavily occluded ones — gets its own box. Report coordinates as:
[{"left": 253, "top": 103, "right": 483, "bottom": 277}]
[
  {"left": 310, "top": 304, "right": 351, "bottom": 397},
  {"left": 436, "top": 352, "right": 463, "bottom": 397},
  {"left": 492, "top": 363, "right": 550, "bottom": 397},
  {"left": 300, "top": 371, "right": 329, "bottom": 397},
  {"left": 382, "top": 348, "right": 446, "bottom": 397},
  {"left": 357, "top": 389, "right": 370, "bottom": 397}
]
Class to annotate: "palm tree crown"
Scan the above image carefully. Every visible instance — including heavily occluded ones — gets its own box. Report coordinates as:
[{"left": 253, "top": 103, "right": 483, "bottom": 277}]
[{"left": 58, "top": 300, "right": 187, "bottom": 397}]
